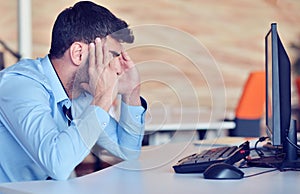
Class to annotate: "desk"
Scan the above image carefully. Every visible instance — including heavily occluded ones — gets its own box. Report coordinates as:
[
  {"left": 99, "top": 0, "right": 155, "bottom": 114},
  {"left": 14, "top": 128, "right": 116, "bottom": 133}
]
[
  {"left": 145, "top": 107, "right": 235, "bottom": 131},
  {"left": 144, "top": 107, "right": 235, "bottom": 144},
  {"left": 1, "top": 140, "right": 299, "bottom": 194}
]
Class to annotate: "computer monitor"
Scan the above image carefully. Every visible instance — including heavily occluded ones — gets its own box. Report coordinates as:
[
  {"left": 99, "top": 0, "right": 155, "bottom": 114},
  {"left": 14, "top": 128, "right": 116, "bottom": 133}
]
[
  {"left": 265, "top": 23, "right": 291, "bottom": 146},
  {"left": 264, "top": 23, "right": 300, "bottom": 169}
]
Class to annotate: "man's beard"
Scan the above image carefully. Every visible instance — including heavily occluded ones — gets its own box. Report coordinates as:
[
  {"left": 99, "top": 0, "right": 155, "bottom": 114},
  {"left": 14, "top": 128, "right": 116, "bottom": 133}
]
[{"left": 71, "top": 60, "right": 90, "bottom": 98}]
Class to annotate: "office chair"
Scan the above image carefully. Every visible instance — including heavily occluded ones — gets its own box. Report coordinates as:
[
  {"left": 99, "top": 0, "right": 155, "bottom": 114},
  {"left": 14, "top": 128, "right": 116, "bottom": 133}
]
[{"left": 228, "top": 71, "right": 266, "bottom": 137}]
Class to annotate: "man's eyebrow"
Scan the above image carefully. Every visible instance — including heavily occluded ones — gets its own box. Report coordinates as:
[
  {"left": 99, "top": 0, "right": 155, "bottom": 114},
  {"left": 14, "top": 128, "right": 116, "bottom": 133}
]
[{"left": 109, "top": 50, "right": 121, "bottom": 57}]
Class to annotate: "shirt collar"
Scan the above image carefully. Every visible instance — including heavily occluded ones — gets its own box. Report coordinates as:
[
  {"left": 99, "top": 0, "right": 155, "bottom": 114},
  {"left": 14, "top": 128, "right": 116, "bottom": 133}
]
[{"left": 41, "top": 55, "right": 71, "bottom": 107}]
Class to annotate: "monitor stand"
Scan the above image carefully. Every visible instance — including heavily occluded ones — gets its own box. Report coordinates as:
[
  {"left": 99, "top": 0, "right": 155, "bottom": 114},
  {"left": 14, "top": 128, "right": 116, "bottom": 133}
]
[{"left": 247, "top": 119, "right": 300, "bottom": 170}]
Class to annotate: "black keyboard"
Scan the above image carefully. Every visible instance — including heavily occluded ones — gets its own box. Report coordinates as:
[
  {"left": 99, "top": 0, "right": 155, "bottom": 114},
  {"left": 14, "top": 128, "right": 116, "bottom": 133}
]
[{"left": 173, "top": 146, "right": 238, "bottom": 173}]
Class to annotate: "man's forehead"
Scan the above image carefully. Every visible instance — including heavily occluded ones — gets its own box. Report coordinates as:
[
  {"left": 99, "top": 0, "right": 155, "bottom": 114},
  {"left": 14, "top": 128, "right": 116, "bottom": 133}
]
[{"left": 106, "top": 35, "right": 123, "bottom": 51}]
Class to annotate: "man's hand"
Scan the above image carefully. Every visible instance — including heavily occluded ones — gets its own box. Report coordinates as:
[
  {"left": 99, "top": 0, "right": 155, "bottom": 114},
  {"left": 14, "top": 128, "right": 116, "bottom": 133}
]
[
  {"left": 118, "top": 51, "right": 141, "bottom": 106},
  {"left": 81, "top": 38, "right": 119, "bottom": 111}
]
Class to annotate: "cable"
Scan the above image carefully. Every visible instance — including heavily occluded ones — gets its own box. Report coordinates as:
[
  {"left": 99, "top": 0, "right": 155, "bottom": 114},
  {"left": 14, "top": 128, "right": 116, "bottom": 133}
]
[
  {"left": 242, "top": 163, "right": 300, "bottom": 179},
  {"left": 254, "top": 136, "right": 269, "bottom": 157},
  {"left": 286, "top": 136, "right": 300, "bottom": 150},
  {"left": 243, "top": 168, "right": 278, "bottom": 178},
  {"left": 240, "top": 136, "right": 300, "bottom": 178}
]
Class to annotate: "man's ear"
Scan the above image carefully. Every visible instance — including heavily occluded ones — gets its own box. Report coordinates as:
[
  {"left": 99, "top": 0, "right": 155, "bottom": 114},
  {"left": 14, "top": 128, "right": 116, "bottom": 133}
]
[{"left": 69, "top": 42, "right": 84, "bottom": 66}]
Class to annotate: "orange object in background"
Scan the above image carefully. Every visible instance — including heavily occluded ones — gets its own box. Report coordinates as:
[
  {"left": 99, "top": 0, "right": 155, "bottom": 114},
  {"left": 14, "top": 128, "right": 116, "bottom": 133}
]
[
  {"left": 235, "top": 71, "right": 266, "bottom": 120},
  {"left": 229, "top": 71, "right": 266, "bottom": 137}
]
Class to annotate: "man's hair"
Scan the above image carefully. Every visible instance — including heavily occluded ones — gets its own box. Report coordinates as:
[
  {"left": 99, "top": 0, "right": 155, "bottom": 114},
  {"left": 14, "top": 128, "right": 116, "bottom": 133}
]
[{"left": 49, "top": 1, "right": 134, "bottom": 59}]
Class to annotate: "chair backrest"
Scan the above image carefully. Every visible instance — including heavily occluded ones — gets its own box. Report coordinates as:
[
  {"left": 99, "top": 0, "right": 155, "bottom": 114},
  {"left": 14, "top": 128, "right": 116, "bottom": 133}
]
[{"left": 235, "top": 71, "right": 266, "bottom": 120}]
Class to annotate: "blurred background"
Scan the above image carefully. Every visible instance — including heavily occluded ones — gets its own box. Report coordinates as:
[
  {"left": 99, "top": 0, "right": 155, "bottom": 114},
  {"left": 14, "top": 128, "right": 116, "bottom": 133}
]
[{"left": 1, "top": 0, "right": 300, "bottom": 113}]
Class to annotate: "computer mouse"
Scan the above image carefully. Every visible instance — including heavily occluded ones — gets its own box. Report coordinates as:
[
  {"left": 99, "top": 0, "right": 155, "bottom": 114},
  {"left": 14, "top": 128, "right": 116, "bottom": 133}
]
[{"left": 203, "top": 163, "right": 244, "bottom": 180}]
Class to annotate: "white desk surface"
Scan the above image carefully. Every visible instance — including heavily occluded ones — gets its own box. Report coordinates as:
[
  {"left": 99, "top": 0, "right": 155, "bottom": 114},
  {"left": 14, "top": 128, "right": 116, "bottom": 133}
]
[{"left": 1, "top": 138, "right": 300, "bottom": 194}]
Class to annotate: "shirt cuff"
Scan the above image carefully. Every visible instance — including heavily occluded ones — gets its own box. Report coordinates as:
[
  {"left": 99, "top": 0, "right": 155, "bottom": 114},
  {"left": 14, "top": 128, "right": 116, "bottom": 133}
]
[{"left": 120, "top": 97, "right": 147, "bottom": 125}]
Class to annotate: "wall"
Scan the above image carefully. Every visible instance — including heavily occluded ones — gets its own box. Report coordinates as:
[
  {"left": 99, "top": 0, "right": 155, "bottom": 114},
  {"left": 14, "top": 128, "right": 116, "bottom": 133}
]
[{"left": 1, "top": 0, "right": 300, "bottom": 114}]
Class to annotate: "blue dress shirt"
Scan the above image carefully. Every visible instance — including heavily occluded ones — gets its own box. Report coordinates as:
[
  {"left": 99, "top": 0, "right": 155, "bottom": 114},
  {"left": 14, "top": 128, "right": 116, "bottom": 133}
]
[{"left": 0, "top": 56, "right": 146, "bottom": 182}]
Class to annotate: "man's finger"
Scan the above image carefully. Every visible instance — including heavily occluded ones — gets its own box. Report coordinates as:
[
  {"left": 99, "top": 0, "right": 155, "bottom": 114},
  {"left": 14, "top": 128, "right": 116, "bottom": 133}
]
[
  {"left": 95, "top": 37, "right": 103, "bottom": 67},
  {"left": 121, "top": 51, "right": 134, "bottom": 69},
  {"left": 89, "top": 42, "right": 96, "bottom": 70},
  {"left": 102, "top": 38, "right": 109, "bottom": 67}
]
